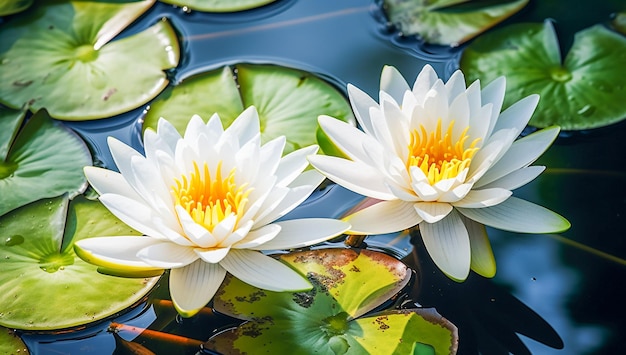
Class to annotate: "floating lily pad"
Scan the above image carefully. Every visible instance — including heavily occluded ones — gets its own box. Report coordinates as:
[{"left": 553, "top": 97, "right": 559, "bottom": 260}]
[
  {"left": 208, "top": 249, "right": 458, "bottom": 355},
  {"left": 0, "top": 109, "right": 91, "bottom": 217},
  {"left": 460, "top": 21, "right": 626, "bottom": 130},
  {"left": 0, "top": 327, "right": 28, "bottom": 355},
  {"left": 159, "top": 0, "right": 276, "bottom": 12},
  {"left": 142, "top": 64, "right": 355, "bottom": 155},
  {"left": 0, "top": 0, "right": 32, "bottom": 16},
  {"left": 382, "top": 0, "right": 528, "bottom": 46},
  {"left": 0, "top": 195, "right": 160, "bottom": 330},
  {"left": 0, "top": 0, "right": 180, "bottom": 120}
]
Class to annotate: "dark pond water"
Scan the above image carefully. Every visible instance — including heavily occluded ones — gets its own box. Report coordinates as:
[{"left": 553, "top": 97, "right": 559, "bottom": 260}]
[{"left": 11, "top": 0, "right": 626, "bottom": 354}]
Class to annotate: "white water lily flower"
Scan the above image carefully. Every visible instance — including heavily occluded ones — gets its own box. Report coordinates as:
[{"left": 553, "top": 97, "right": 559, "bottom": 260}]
[
  {"left": 74, "top": 107, "right": 350, "bottom": 317},
  {"left": 308, "top": 65, "right": 570, "bottom": 281}
]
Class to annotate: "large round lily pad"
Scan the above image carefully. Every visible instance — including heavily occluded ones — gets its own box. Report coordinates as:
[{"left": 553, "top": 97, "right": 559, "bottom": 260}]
[
  {"left": 0, "top": 0, "right": 32, "bottom": 16},
  {"left": 382, "top": 0, "right": 528, "bottom": 46},
  {"left": 0, "top": 327, "right": 28, "bottom": 355},
  {"left": 208, "top": 249, "right": 458, "bottom": 355},
  {"left": 142, "top": 64, "right": 355, "bottom": 155},
  {"left": 0, "top": 0, "right": 180, "bottom": 120},
  {"left": 460, "top": 21, "right": 626, "bottom": 130},
  {"left": 0, "top": 109, "right": 91, "bottom": 217},
  {"left": 159, "top": 0, "right": 277, "bottom": 12},
  {"left": 0, "top": 195, "right": 160, "bottom": 330}
]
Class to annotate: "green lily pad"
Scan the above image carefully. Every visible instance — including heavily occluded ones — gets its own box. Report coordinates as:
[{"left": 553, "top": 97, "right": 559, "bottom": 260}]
[
  {"left": 142, "top": 64, "right": 355, "bottom": 155},
  {"left": 0, "top": 109, "right": 91, "bottom": 217},
  {"left": 0, "top": 327, "right": 28, "bottom": 355},
  {"left": 382, "top": 0, "right": 528, "bottom": 46},
  {"left": 0, "top": 195, "right": 160, "bottom": 330},
  {"left": 460, "top": 21, "right": 626, "bottom": 130},
  {"left": 208, "top": 249, "right": 458, "bottom": 355},
  {"left": 0, "top": 0, "right": 32, "bottom": 16},
  {"left": 0, "top": 0, "right": 180, "bottom": 120},
  {"left": 159, "top": 0, "right": 276, "bottom": 12}
]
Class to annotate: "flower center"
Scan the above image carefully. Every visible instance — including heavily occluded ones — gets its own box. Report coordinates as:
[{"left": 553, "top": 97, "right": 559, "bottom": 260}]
[
  {"left": 171, "top": 161, "right": 251, "bottom": 232},
  {"left": 407, "top": 119, "right": 480, "bottom": 185}
]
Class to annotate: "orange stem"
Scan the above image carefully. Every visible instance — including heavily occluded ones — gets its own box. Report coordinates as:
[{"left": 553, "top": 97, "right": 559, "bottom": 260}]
[{"left": 109, "top": 322, "right": 203, "bottom": 347}]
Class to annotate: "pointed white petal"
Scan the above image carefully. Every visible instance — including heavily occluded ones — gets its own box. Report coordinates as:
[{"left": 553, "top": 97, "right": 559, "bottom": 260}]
[
  {"left": 380, "top": 65, "right": 410, "bottom": 104},
  {"left": 437, "top": 183, "right": 473, "bottom": 203},
  {"left": 308, "top": 155, "right": 396, "bottom": 200},
  {"left": 220, "top": 249, "right": 311, "bottom": 291},
  {"left": 347, "top": 84, "right": 378, "bottom": 136},
  {"left": 412, "top": 64, "right": 438, "bottom": 100},
  {"left": 250, "top": 218, "right": 349, "bottom": 250},
  {"left": 345, "top": 200, "right": 422, "bottom": 235},
  {"left": 414, "top": 202, "right": 453, "bottom": 223},
  {"left": 476, "top": 126, "right": 559, "bottom": 187},
  {"left": 218, "top": 220, "right": 253, "bottom": 247},
  {"left": 448, "top": 92, "right": 470, "bottom": 138},
  {"left": 452, "top": 188, "right": 512, "bottom": 208},
  {"left": 460, "top": 215, "right": 496, "bottom": 278},
  {"left": 84, "top": 166, "right": 140, "bottom": 200},
  {"left": 492, "top": 94, "right": 539, "bottom": 135},
  {"left": 170, "top": 260, "right": 226, "bottom": 317},
  {"left": 175, "top": 206, "right": 217, "bottom": 248},
  {"left": 444, "top": 70, "right": 467, "bottom": 104},
  {"left": 317, "top": 115, "right": 380, "bottom": 162},
  {"left": 129, "top": 155, "right": 177, "bottom": 219},
  {"left": 137, "top": 242, "right": 198, "bottom": 268},
  {"left": 481, "top": 166, "right": 545, "bottom": 190},
  {"left": 457, "top": 196, "right": 571, "bottom": 233},
  {"left": 467, "top": 103, "right": 493, "bottom": 145},
  {"left": 156, "top": 117, "right": 182, "bottom": 151},
  {"left": 234, "top": 224, "right": 282, "bottom": 249},
  {"left": 275, "top": 145, "right": 319, "bottom": 187},
  {"left": 74, "top": 236, "right": 164, "bottom": 271},
  {"left": 107, "top": 137, "right": 142, "bottom": 182},
  {"left": 196, "top": 247, "right": 231, "bottom": 263},
  {"left": 481, "top": 77, "right": 506, "bottom": 137},
  {"left": 419, "top": 210, "right": 471, "bottom": 281},
  {"left": 225, "top": 106, "right": 260, "bottom": 145},
  {"left": 183, "top": 114, "right": 207, "bottom": 145},
  {"left": 259, "top": 136, "right": 286, "bottom": 177}
]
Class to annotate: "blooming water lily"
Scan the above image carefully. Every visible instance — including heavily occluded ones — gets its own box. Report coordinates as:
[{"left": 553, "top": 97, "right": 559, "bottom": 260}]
[
  {"left": 74, "top": 107, "right": 350, "bottom": 317},
  {"left": 308, "top": 65, "right": 570, "bottom": 281}
]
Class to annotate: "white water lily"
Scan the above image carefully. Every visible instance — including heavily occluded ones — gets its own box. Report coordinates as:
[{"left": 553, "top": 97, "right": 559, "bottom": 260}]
[
  {"left": 308, "top": 65, "right": 570, "bottom": 281},
  {"left": 74, "top": 107, "right": 350, "bottom": 317}
]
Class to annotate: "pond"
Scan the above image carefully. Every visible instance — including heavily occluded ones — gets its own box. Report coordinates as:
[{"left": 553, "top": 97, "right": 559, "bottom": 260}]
[{"left": 1, "top": 0, "right": 625, "bottom": 354}]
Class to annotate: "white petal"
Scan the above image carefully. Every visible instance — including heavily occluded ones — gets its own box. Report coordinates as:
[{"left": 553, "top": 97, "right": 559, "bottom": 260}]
[
  {"left": 456, "top": 196, "right": 570, "bottom": 233},
  {"left": 347, "top": 84, "right": 378, "bottom": 136},
  {"left": 218, "top": 220, "right": 254, "bottom": 247},
  {"left": 258, "top": 136, "right": 286, "bottom": 177},
  {"left": 492, "top": 94, "right": 539, "bottom": 136},
  {"left": 481, "top": 76, "right": 506, "bottom": 138},
  {"left": 444, "top": 69, "right": 467, "bottom": 104},
  {"left": 308, "top": 155, "right": 396, "bottom": 200},
  {"left": 211, "top": 214, "right": 238, "bottom": 244},
  {"left": 460, "top": 215, "right": 496, "bottom": 278},
  {"left": 175, "top": 206, "right": 218, "bottom": 248},
  {"left": 84, "top": 166, "right": 140, "bottom": 200},
  {"left": 129, "top": 155, "right": 177, "bottom": 220},
  {"left": 234, "top": 224, "right": 282, "bottom": 249},
  {"left": 74, "top": 236, "right": 164, "bottom": 271},
  {"left": 480, "top": 166, "right": 545, "bottom": 190},
  {"left": 170, "top": 260, "right": 226, "bottom": 317},
  {"left": 452, "top": 188, "right": 512, "bottom": 208},
  {"left": 156, "top": 117, "right": 182, "bottom": 151},
  {"left": 275, "top": 145, "right": 319, "bottom": 187},
  {"left": 412, "top": 64, "right": 439, "bottom": 101},
  {"left": 220, "top": 249, "right": 311, "bottom": 291},
  {"left": 317, "top": 115, "right": 380, "bottom": 162},
  {"left": 437, "top": 183, "right": 473, "bottom": 203},
  {"left": 476, "top": 126, "right": 559, "bottom": 187},
  {"left": 380, "top": 65, "right": 410, "bottom": 104},
  {"left": 250, "top": 218, "right": 350, "bottom": 250},
  {"left": 448, "top": 92, "right": 470, "bottom": 138},
  {"left": 419, "top": 210, "right": 471, "bottom": 281},
  {"left": 107, "top": 137, "right": 143, "bottom": 182},
  {"left": 345, "top": 200, "right": 422, "bottom": 235},
  {"left": 225, "top": 106, "right": 259, "bottom": 145},
  {"left": 414, "top": 202, "right": 453, "bottom": 223},
  {"left": 195, "top": 247, "right": 231, "bottom": 263},
  {"left": 137, "top": 242, "right": 198, "bottom": 268}
]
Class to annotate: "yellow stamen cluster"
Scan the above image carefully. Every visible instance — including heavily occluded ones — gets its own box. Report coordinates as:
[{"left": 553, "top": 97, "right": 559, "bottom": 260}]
[
  {"left": 407, "top": 119, "right": 480, "bottom": 185},
  {"left": 171, "top": 161, "right": 251, "bottom": 232}
]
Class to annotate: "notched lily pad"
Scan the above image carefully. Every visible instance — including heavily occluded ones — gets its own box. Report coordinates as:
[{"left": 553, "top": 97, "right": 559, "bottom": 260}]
[
  {"left": 0, "top": 0, "right": 32, "bottom": 16},
  {"left": 207, "top": 248, "right": 458, "bottom": 355},
  {"left": 142, "top": 64, "right": 355, "bottom": 155},
  {"left": 0, "top": 109, "right": 91, "bottom": 217},
  {"left": 382, "top": 0, "right": 528, "bottom": 46},
  {"left": 460, "top": 21, "right": 626, "bottom": 130},
  {"left": 0, "top": 327, "right": 28, "bottom": 355},
  {"left": 159, "top": 0, "right": 277, "bottom": 12},
  {"left": 0, "top": 0, "right": 180, "bottom": 120},
  {"left": 0, "top": 195, "right": 160, "bottom": 330}
]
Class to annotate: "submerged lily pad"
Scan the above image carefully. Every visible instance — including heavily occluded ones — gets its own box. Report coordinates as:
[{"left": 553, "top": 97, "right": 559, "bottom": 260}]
[
  {"left": 0, "top": 195, "right": 160, "bottom": 330},
  {"left": 0, "top": 327, "right": 28, "bottom": 355},
  {"left": 0, "top": 0, "right": 32, "bottom": 16},
  {"left": 159, "top": 0, "right": 276, "bottom": 12},
  {"left": 142, "top": 64, "right": 355, "bottom": 155},
  {"left": 382, "top": 0, "right": 528, "bottom": 46},
  {"left": 0, "top": 109, "right": 91, "bottom": 217},
  {"left": 460, "top": 21, "right": 626, "bottom": 130},
  {"left": 208, "top": 249, "right": 458, "bottom": 355},
  {"left": 0, "top": 0, "right": 180, "bottom": 120}
]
